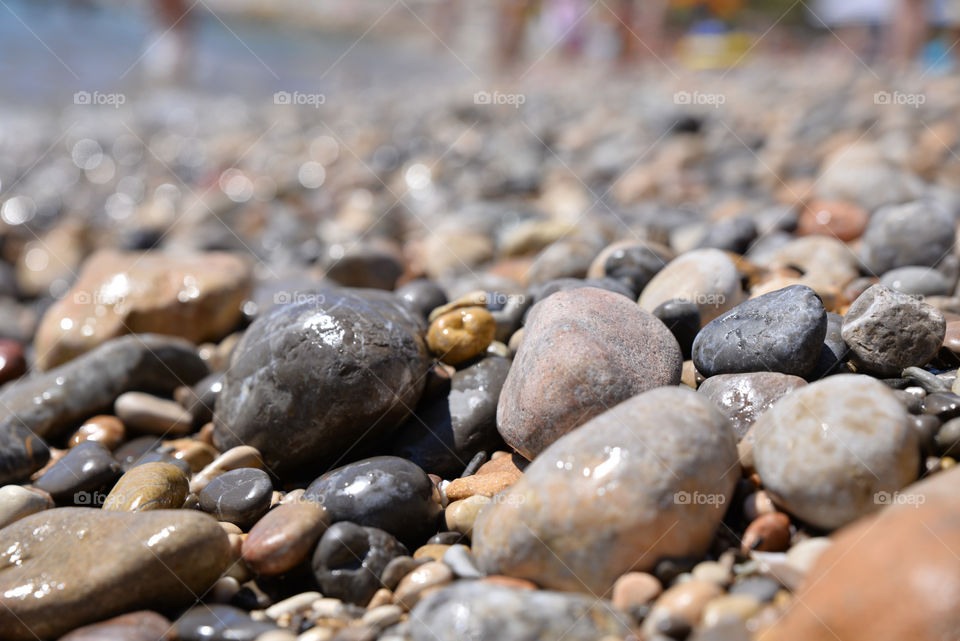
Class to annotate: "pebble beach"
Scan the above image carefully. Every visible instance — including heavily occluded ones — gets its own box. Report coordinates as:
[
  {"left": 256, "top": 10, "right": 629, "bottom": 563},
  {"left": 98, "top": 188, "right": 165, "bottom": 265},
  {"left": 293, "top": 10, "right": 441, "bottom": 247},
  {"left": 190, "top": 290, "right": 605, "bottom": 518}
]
[{"left": 2, "top": 3, "right": 960, "bottom": 640}]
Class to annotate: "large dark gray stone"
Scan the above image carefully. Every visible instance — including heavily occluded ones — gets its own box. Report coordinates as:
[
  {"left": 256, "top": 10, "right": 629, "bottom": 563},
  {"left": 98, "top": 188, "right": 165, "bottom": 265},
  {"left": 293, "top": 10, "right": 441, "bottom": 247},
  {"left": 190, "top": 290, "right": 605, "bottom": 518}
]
[
  {"left": 213, "top": 288, "right": 432, "bottom": 474},
  {"left": 692, "top": 285, "right": 827, "bottom": 378}
]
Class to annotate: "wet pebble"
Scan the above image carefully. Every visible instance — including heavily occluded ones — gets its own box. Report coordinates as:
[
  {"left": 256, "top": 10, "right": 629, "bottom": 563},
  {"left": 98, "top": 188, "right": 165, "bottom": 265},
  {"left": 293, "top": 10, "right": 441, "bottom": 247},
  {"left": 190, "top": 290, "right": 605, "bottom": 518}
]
[
  {"left": 242, "top": 502, "right": 330, "bottom": 575},
  {"left": 0, "top": 339, "right": 26, "bottom": 385},
  {"left": 68, "top": 415, "right": 126, "bottom": 450},
  {"left": 59, "top": 611, "right": 173, "bottom": 641},
  {"left": 102, "top": 461, "right": 189, "bottom": 511},
  {"left": 311, "top": 522, "right": 408, "bottom": 605},
  {"left": 697, "top": 372, "right": 807, "bottom": 440},
  {"left": 0, "top": 485, "right": 54, "bottom": 529},
  {"left": 426, "top": 307, "right": 496, "bottom": 365},
  {"left": 176, "top": 604, "right": 279, "bottom": 641},
  {"left": 115, "top": 391, "right": 195, "bottom": 436},
  {"left": 639, "top": 248, "right": 744, "bottom": 325},
  {"left": 199, "top": 467, "right": 273, "bottom": 529},
  {"left": 33, "top": 441, "right": 122, "bottom": 505}
]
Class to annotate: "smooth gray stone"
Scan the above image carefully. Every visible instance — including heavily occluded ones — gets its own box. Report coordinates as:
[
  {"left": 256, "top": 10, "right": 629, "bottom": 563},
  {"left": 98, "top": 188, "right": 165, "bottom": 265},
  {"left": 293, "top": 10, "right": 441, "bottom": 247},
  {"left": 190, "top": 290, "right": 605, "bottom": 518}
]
[
  {"left": 880, "top": 266, "right": 952, "bottom": 297},
  {"left": 860, "top": 201, "right": 956, "bottom": 275},
  {"left": 408, "top": 582, "right": 632, "bottom": 641}
]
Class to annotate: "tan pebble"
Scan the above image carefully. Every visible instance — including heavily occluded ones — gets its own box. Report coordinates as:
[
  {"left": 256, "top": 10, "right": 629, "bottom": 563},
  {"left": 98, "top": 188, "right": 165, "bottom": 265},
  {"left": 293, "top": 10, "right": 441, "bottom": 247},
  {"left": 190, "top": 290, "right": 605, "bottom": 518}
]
[
  {"left": 445, "top": 457, "right": 523, "bottom": 501},
  {"left": 196, "top": 422, "right": 216, "bottom": 445},
  {"left": 784, "top": 537, "right": 832, "bottom": 574},
  {"left": 681, "top": 360, "right": 700, "bottom": 389},
  {"left": 361, "top": 604, "right": 403, "bottom": 629},
  {"left": 444, "top": 495, "right": 491, "bottom": 536},
  {"left": 219, "top": 521, "right": 243, "bottom": 535},
  {"left": 743, "top": 490, "right": 777, "bottom": 522},
  {"left": 394, "top": 561, "right": 453, "bottom": 609},
  {"left": 165, "top": 439, "right": 219, "bottom": 472},
  {"left": 256, "top": 631, "right": 297, "bottom": 641},
  {"left": 702, "top": 594, "right": 762, "bottom": 626},
  {"left": 742, "top": 513, "right": 791, "bottom": 553},
  {"left": 426, "top": 307, "right": 496, "bottom": 365},
  {"left": 0, "top": 485, "right": 55, "bottom": 529},
  {"left": 611, "top": 572, "right": 662, "bottom": 611},
  {"left": 311, "top": 597, "right": 347, "bottom": 619},
  {"left": 692, "top": 561, "right": 731, "bottom": 586},
  {"left": 413, "top": 544, "right": 450, "bottom": 561},
  {"left": 68, "top": 415, "right": 125, "bottom": 450},
  {"left": 642, "top": 579, "right": 724, "bottom": 635},
  {"left": 265, "top": 592, "right": 322, "bottom": 619},
  {"left": 190, "top": 445, "right": 264, "bottom": 494},
  {"left": 366, "top": 588, "right": 394, "bottom": 609},
  {"left": 508, "top": 328, "right": 523, "bottom": 352},
  {"left": 297, "top": 628, "right": 335, "bottom": 641},
  {"left": 102, "top": 462, "right": 188, "bottom": 512},
  {"left": 210, "top": 576, "right": 241, "bottom": 603},
  {"left": 114, "top": 391, "right": 194, "bottom": 436},
  {"left": 428, "top": 291, "right": 490, "bottom": 322},
  {"left": 481, "top": 575, "right": 537, "bottom": 590}
]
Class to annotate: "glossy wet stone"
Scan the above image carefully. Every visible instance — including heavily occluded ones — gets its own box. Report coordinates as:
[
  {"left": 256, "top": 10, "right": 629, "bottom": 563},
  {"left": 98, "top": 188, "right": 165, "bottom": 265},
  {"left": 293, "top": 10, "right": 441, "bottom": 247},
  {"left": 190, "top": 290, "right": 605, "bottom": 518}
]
[
  {"left": 528, "top": 277, "right": 635, "bottom": 306},
  {"left": 68, "top": 415, "right": 126, "bottom": 450},
  {"left": 879, "top": 266, "right": 952, "bottom": 297},
  {"left": 0, "top": 339, "right": 26, "bottom": 385},
  {"left": 33, "top": 250, "right": 252, "bottom": 370},
  {"left": 115, "top": 391, "right": 194, "bottom": 436},
  {"left": 390, "top": 355, "right": 510, "bottom": 477},
  {"left": 497, "top": 287, "right": 682, "bottom": 460},
  {"left": 102, "top": 461, "right": 189, "bottom": 511},
  {"left": 33, "top": 441, "right": 122, "bottom": 505},
  {"left": 587, "top": 240, "right": 672, "bottom": 297},
  {"left": 697, "top": 372, "right": 807, "bottom": 440},
  {"left": 0, "top": 423, "right": 49, "bottom": 484},
  {"left": 408, "top": 581, "right": 632, "bottom": 641},
  {"left": 0, "top": 485, "right": 54, "bottom": 529},
  {"left": 311, "top": 522, "right": 409, "bottom": 605},
  {"left": 753, "top": 375, "right": 919, "bottom": 529},
  {"left": 242, "top": 502, "right": 330, "bottom": 575},
  {"left": 175, "top": 372, "right": 222, "bottom": 427},
  {"left": 305, "top": 456, "right": 441, "bottom": 547},
  {"left": 426, "top": 306, "right": 496, "bottom": 365},
  {"left": 842, "top": 285, "right": 946, "bottom": 376},
  {"left": 395, "top": 279, "right": 448, "bottom": 319},
  {"left": 0, "top": 508, "right": 231, "bottom": 640},
  {"left": 213, "top": 288, "right": 431, "bottom": 474},
  {"left": 692, "top": 285, "right": 827, "bottom": 378},
  {"left": 0, "top": 333, "right": 207, "bottom": 441},
  {"left": 475, "top": 387, "right": 738, "bottom": 593},
  {"left": 653, "top": 299, "right": 701, "bottom": 359},
  {"left": 175, "top": 604, "right": 279, "bottom": 641},
  {"left": 59, "top": 611, "right": 173, "bottom": 641},
  {"left": 199, "top": 467, "right": 273, "bottom": 529}
]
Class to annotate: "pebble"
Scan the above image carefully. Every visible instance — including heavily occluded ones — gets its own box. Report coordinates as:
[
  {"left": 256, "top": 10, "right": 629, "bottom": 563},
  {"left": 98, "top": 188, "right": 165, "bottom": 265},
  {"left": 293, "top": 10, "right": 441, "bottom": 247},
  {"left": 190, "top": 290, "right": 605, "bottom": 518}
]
[
  {"left": 264, "top": 591, "right": 322, "bottom": 619},
  {"left": 586, "top": 240, "right": 673, "bottom": 297},
  {"left": 381, "top": 556, "right": 425, "bottom": 591},
  {"left": 390, "top": 355, "right": 510, "bottom": 478},
  {"left": 68, "top": 415, "right": 126, "bottom": 450},
  {"left": 413, "top": 543, "right": 451, "bottom": 560},
  {"left": 213, "top": 288, "right": 432, "bottom": 474},
  {"left": 808, "top": 312, "right": 849, "bottom": 379},
  {"left": 242, "top": 502, "right": 330, "bottom": 575},
  {"left": 841, "top": 285, "right": 946, "bottom": 376},
  {"left": 796, "top": 199, "right": 869, "bottom": 241},
  {"left": 407, "top": 581, "right": 631, "bottom": 641},
  {"left": 426, "top": 307, "right": 496, "bottom": 365},
  {"left": 697, "top": 372, "right": 807, "bottom": 440},
  {"left": 728, "top": 576, "right": 781, "bottom": 603},
  {"left": 879, "top": 266, "right": 952, "bottom": 297},
  {"left": 741, "top": 512, "right": 791, "bottom": 552},
  {"left": 753, "top": 375, "right": 919, "bottom": 529},
  {"left": 0, "top": 508, "right": 231, "bottom": 640},
  {"left": 395, "top": 279, "right": 447, "bottom": 320},
  {"left": 394, "top": 561, "right": 453, "bottom": 609},
  {"left": 58, "top": 611, "right": 173, "bottom": 641},
  {"left": 0, "top": 339, "right": 27, "bottom": 385},
  {"left": 33, "top": 250, "right": 251, "bottom": 370},
  {"left": 444, "top": 453, "right": 526, "bottom": 501},
  {"left": 311, "top": 522, "right": 408, "bottom": 605},
  {"left": 115, "top": 391, "right": 195, "bottom": 436},
  {"left": 767, "top": 497, "right": 960, "bottom": 641},
  {"left": 444, "top": 495, "right": 491, "bottom": 536},
  {"left": 692, "top": 561, "right": 732, "bottom": 586},
  {"left": 692, "top": 285, "right": 827, "bottom": 378},
  {"left": 474, "top": 387, "right": 738, "bottom": 593},
  {"left": 642, "top": 579, "right": 724, "bottom": 636},
  {"left": 611, "top": 571, "right": 663, "bottom": 612},
  {"left": 102, "top": 462, "right": 189, "bottom": 511},
  {"left": 176, "top": 604, "right": 279, "bottom": 641},
  {"left": 33, "top": 441, "right": 122, "bottom": 505},
  {"left": 190, "top": 445, "right": 265, "bottom": 495},
  {"left": 0, "top": 333, "right": 207, "bottom": 443},
  {"left": 442, "top": 544, "right": 483, "bottom": 578},
  {"left": 859, "top": 200, "right": 957, "bottom": 275},
  {"left": 701, "top": 594, "right": 762, "bottom": 627},
  {"left": 305, "top": 456, "right": 441, "bottom": 547},
  {"left": 0, "top": 485, "right": 54, "bottom": 529},
  {"left": 199, "top": 467, "right": 274, "bottom": 529},
  {"left": 639, "top": 248, "right": 744, "bottom": 325},
  {"left": 497, "top": 287, "right": 682, "bottom": 460},
  {"left": 361, "top": 604, "right": 404, "bottom": 629},
  {"left": 653, "top": 299, "right": 701, "bottom": 359},
  {"left": 935, "top": 417, "right": 960, "bottom": 456}
]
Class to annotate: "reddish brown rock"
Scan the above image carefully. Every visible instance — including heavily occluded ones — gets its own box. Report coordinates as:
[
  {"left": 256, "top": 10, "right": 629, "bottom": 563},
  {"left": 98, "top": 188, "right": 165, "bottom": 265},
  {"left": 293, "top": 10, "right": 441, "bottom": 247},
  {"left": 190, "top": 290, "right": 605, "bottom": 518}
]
[
  {"left": 58, "top": 610, "right": 172, "bottom": 641},
  {"left": 34, "top": 250, "right": 252, "bottom": 370},
  {"left": 742, "top": 512, "right": 791, "bottom": 552},
  {"left": 797, "top": 200, "right": 869, "bottom": 241},
  {"left": 0, "top": 339, "right": 26, "bottom": 385},
  {"left": 763, "top": 497, "right": 960, "bottom": 641},
  {"left": 242, "top": 502, "right": 330, "bottom": 575},
  {"left": 497, "top": 287, "right": 682, "bottom": 460}
]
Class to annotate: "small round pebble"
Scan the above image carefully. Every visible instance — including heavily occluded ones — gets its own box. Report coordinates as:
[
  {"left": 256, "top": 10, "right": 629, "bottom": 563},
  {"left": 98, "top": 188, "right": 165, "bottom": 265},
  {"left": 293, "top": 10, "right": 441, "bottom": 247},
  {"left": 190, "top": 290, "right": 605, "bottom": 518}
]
[
  {"left": 426, "top": 307, "right": 496, "bottom": 365},
  {"left": 199, "top": 467, "right": 274, "bottom": 529},
  {"left": 742, "top": 512, "right": 791, "bottom": 552},
  {"left": 242, "top": 502, "right": 330, "bottom": 575},
  {"left": 102, "top": 461, "right": 189, "bottom": 511},
  {"left": 68, "top": 415, "right": 126, "bottom": 450},
  {"left": 115, "top": 391, "right": 195, "bottom": 436}
]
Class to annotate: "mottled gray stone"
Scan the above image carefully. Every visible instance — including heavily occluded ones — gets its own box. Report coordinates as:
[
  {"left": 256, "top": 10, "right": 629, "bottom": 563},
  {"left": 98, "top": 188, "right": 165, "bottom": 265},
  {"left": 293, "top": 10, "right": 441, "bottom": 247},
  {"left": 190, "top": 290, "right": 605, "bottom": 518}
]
[
  {"left": 860, "top": 201, "right": 956, "bottom": 275},
  {"left": 698, "top": 372, "right": 807, "bottom": 440}
]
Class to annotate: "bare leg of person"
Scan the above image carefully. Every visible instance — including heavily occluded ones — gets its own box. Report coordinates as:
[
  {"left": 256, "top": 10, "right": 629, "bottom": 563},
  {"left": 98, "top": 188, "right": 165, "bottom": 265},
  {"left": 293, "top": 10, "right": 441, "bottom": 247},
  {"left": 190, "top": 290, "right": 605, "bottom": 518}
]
[
  {"left": 496, "top": 0, "right": 533, "bottom": 69},
  {"left": 889, "top": 0, "right": 927, "bottom": 68}
]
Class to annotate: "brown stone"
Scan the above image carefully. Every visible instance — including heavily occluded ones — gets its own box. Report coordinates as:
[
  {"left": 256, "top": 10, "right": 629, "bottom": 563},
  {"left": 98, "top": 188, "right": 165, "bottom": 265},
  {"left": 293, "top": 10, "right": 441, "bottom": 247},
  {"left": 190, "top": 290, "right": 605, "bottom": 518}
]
[
  {"left": 445, "top": 471, "right": 521, "bottom": 502},
  {"left": 242, "top": 502, "right": 330, "bottom": 575},
  {"left": 797, "top": 200, "right": 869, "bottom": 241},
  {"left": 68, "top": 415, "right": 126, "bottom": 450},
  {"left": 34, "top": 250, "right": 252, "bottom": 370},
  {"left": 612, "top": 572, "right": 662, "bottom": 611},
  {"left": 763, "top": 497, "right": 960, "bottom": 641},
  {"left": 643, "top": 579, "right": 724, "bottom": 635},
  {"left": 58, "top": 610, "right": 172, "bottom": 641},
  {"left": 742, "top": 512, "right": 792, "bottom": 552},
  {"left": 394, "top": 561, "right": 453, "bottom": 609},
  {"left": 426, "top": 307, "right": 496, "bottom": 366}
]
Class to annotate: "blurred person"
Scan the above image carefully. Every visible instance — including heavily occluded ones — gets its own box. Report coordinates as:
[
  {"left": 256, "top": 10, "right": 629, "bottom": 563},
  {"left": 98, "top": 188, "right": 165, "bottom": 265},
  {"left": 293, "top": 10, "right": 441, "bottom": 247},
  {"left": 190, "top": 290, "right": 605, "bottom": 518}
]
[
  {"left": 143, "top": 0, "right": 194, "bottom": 82},
  {"left": 495, "top": 0, "right": 539, "bottom": 67}
]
